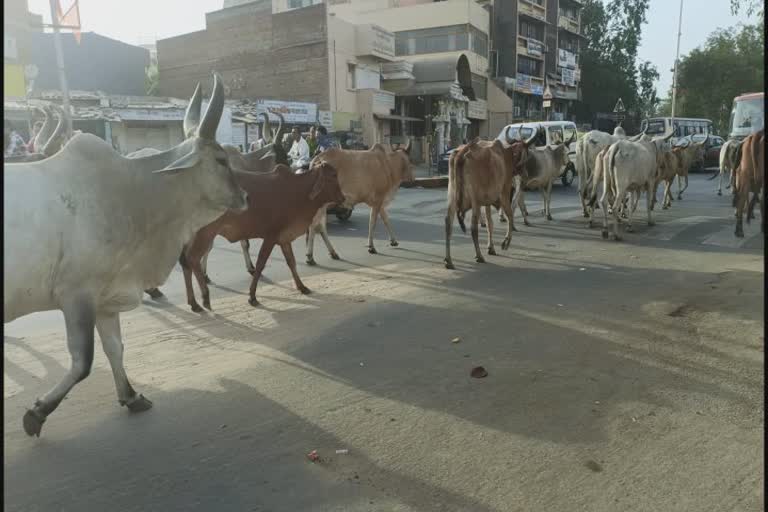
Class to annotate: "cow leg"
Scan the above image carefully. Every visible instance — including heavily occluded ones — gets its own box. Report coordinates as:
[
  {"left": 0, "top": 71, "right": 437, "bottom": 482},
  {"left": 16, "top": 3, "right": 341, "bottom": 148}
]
[
  {"left": 202, "top": 251, "right": 211, "bottom": 284},
  {"left": 248, "top": 240, "right": 276, "bottom": 306},
  {"left": 444, "top": 202, "right": 456, "bottom": 270},
  {"left": 500, "top": 195, "right": 516, "bottom": 251},
  {"left": 646, "top": 183, "right": 655, "bottom": 226},
  {"left": 280, "top": 242, "right": 310, "bottom": 295},
  {"left": 145, "top": 288, "right": 164, "bottom": 299},
  {"left": 518, "top": 190, "right": 531, "bottom": 227},
  {"left": 379, "top": 208, "right": 399, "bottom": 247},
  {"left": 367, "top": 205, "right": 380, "bottom": 254},
  {"left": 677, "top": 174, "right": 688, "bottom": 200},
  {"left": 600, "top": 179, "right": 610, "bottom": 240},
  {"left": 241, "top": 239, "right": 256, "bottom": 275},
  {"left": 470, "top": 204, "right": 485, "bottom": 263},
  {"left": 663, "top": 181, "right": 672, "bottom": 209},
  {"left": 315, "top": 209, "right": 339, "bottom": 262},
  {"left": 96, "top": 313, "right": 151, "bottom": 412},
  {"left": 179, "top": 250, "right": 202, "bottom": 313},
  {"left": 23, "top": 297, "right": 95, "bottom": 437},
  {"left": 485, "top": 205, "right": 496, "bottom": 255},
  {"left": 717, "top": 168, "right": 724, "bottom": 195},
  {"left": 187, "top": 239, "right": 214, "bottom": 311},
  {"left": 545, "top": 181, "right": 553, "bottom": 220},
  {"left": 611, "top": 190, "right": 625, "bottom": 241},
  {"left": 480, "top": 210, "right": 487, "bottom": 228}
]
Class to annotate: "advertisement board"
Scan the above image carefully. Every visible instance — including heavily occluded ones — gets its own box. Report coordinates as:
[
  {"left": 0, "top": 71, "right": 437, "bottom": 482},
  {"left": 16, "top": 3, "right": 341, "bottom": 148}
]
[{"left": 256, "top": 100, "right": 317, "bottom": 124}]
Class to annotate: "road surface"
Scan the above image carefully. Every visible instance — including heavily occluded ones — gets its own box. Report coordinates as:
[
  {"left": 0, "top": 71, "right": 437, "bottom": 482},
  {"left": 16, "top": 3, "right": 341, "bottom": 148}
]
[{"left": 4, "top": 174, "right": 764, "bottom": 512}]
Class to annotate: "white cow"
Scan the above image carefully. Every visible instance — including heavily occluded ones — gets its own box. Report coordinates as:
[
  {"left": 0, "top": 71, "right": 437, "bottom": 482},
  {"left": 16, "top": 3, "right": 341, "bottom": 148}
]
[
  {"left": 4, "top": 72, "right": 248, "bottom": 437},
  {"left": 599, "top": 130, "right": 674, "bottom": 240},
  {"left": 718, "top": 138, "right": 741, "bottom": 196}
]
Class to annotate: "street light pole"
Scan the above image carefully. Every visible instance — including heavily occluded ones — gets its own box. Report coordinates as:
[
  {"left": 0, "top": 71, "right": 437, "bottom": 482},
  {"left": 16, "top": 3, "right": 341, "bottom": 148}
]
[
  {"left": 47, "top": 0, "right": 72, "bottom": 135},
  {"left": 670, "top": 0, "right": 684, "bottom": 127}
]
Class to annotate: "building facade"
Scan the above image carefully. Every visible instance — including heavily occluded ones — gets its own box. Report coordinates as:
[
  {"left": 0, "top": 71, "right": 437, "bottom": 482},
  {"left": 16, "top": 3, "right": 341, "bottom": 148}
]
[{"left": 488, "top": 0, "right": 583, "bottom": 123}]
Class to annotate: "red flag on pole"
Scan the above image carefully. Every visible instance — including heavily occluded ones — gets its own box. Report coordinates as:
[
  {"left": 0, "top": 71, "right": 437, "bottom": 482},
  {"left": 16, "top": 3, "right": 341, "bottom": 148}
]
[{"left": 55, "top": 0, "right": 81, "bottom": 44}]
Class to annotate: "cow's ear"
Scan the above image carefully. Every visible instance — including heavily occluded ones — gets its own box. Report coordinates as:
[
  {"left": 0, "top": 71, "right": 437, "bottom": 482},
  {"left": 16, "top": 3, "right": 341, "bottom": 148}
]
[{"left": 154, "top": 150, "right": 201, "bottom": 174}]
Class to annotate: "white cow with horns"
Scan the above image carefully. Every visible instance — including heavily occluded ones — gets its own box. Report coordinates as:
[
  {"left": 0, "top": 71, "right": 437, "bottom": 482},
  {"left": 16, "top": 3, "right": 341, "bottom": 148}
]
[{"left": 3, "top": 72, "right": 248, "bottom": 437}]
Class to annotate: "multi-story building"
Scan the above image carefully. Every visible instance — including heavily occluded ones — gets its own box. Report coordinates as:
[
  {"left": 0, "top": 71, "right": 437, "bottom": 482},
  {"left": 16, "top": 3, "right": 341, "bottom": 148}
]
[
  {"left": 488, "top": 0, "right": 583, "bottom": 122},
  {"left": 157, "top": 0, "right": 507, "bottom": 162},
  {"left": 4, "top": 0, "right": 43, "bottom": 100}
]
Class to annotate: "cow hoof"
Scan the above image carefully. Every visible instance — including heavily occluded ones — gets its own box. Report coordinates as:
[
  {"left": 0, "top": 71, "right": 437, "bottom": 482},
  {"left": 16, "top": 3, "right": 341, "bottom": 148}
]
[
  {"left": 204, "top": 275, "right": 212, "bottom": 285},
  {"left": 480, "top": 222, "right": 486, "bottom": 228},
  {"left": 390, "top": 240, "right": 399, "bottom": 247},
  {"left": 546, "top": 215, "right": 553, "bottom": 221},
  {"left": 203, "top": 298, "right": 212, "bottom": 311},
  {"left": 626, "top": 226, "right": 634, "bottom": 233},
  {"left": 487, "top": 247, "right": 497, "bottom": 256},
  {"left": 601, "top": 230, "right": 609, "bottom": 240},
  {"left": 476, "top": 256, "right": 486, "bottom": 263},
  {"left": 523, "top": 220, "right": 531, "bottom": 227},
  {"left": 298, "top": 285, "right": 312, "bottom": 295},
  {"left": 248, "top": 297, "right": 260, "bottom": 307},
  {"left": 124, "top": 394, "right": 153, "bottom": 413},
  {"left": 613, "top": 235, "right": 623, "bottom": 242},
  {"left": 22, "top": 409, "right": 45, "bottom": 437},
  {"left": 501, "top": 238, "right": 511, "bottom": 250},
  {"left": 306, "top": 257, "right": 316, "bottom": 266},
  {"left": 368, "top": 247, "right": 378, "bottom": 254},
  {"left": 247, "top": 268, "right": 256, "bottom": 276},
  {"left": 511, "top": 225, "right": 518, "bottom": 232},
  {"left": 677, "top": 195, "right": 683, "bottom": 200},
  {"left": 146, "top": 288, "right": 164, "bottom": 300},
  {"left": 190, "top": 303, "right": 204, "bottom": 313},
  {"left": 444, "top": 260, "right": 455, "bottom": 270},
  {"left": 717, "top": 191, "right": 722, "bottom": 196},
  {"left": 499, "top": 217, "right": 507, "bottom": 223},
  {"left": 330, "top": 253, "right": 341, "bottom": 260},
  {"left": 583, "top": 212, "right": 590, "bottom": 218}
]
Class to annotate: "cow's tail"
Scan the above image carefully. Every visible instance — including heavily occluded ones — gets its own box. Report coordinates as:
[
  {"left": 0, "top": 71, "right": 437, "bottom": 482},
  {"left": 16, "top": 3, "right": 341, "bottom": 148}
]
[{"left": 450, "top": 146, "right": 468, "bottom": 233}]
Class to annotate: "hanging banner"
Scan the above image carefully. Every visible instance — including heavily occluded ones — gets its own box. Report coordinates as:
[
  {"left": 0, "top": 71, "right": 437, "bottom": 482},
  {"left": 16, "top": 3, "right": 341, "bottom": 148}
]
[
  {"left": 558, "top": 48, "right": 576, "bottom": 69},
  {"left": 527, "top": 39, "right": 544, "bottom": 58},
  {"left": 561, "top": 68, "right": 575, "bottom": 87},
  {"left": 255, "top": 99, "right": 318, "bottom": 124}
]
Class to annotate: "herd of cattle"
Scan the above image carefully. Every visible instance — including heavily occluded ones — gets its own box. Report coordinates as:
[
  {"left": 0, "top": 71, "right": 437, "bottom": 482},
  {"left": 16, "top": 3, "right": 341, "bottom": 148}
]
[{"left": 3, "top": 72, "right": 764, "bottom": 437}]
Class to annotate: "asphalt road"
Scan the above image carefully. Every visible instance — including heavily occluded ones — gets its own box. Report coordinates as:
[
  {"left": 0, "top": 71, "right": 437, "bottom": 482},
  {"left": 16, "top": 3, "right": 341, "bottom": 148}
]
[{"left": 4, "top": 174, "right": 764, "bottom": 512}]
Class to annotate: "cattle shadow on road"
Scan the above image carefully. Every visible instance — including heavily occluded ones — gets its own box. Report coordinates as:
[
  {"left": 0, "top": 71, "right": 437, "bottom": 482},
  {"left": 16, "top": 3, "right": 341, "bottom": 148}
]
[{"left": 4, "top": 377, "right": 498, "bottom": 512}]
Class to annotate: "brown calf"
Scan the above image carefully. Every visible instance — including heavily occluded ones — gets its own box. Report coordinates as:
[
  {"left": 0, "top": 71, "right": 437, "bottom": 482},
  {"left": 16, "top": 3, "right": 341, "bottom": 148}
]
[
  {"left": 306, "top": 142, "right": 414, "bottom": 261},
  {"left": 180, "top": 162, "right": 345, "bottom": 311},
  {"left": 734, "top": 129, "right": 765, "bottom": 237}
]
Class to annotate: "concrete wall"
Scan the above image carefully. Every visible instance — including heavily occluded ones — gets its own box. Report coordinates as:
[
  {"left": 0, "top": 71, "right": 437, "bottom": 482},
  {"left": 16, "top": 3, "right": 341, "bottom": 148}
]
[
  {"left": 110, "top": 122, "right": 184, "bottom": 154},
  {"left": 485, "top": 78, "right": 514, "bottom": 138},
  {"left": 157, "top": 3, "right": 331, "bottom": 109}
]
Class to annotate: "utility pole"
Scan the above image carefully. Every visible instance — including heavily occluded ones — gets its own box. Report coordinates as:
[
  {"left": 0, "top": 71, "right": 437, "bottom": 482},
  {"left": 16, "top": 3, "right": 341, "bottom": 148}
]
[
  {"left": 48, "top": 0, "right": 72, "bottom": 135},
  {"left": 670, "top": 0, "right": 684, "bottom": 129}
]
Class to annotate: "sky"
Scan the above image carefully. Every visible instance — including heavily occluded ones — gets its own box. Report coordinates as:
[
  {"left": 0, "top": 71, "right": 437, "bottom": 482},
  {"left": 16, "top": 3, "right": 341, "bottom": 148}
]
[{"left": 27, "top": 0, "right": 759, "bottom": 94}]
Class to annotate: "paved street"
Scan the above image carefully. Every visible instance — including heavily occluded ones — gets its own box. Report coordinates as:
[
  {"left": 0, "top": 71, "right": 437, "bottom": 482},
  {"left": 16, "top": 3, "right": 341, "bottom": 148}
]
[{"left": 4, "top": 174, "right": 764, "bottom": 512}]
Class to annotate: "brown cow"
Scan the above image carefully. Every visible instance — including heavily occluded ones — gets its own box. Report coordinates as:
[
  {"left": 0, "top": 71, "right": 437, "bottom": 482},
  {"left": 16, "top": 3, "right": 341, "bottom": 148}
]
[
  {"left": 670, "top": 135, "right": 708, "bottom": 200},
  {"left": 734, "top": 129, "right": 765, "bottom": 237},
  {"left": 305, "top": 142, "right": 414, "bottom": 261},
  {"left": 179, "top": 162, "right": 345, "bottom": 310},
  {"left": 444, "top": 132, "right": 536, "bottom": 269}
]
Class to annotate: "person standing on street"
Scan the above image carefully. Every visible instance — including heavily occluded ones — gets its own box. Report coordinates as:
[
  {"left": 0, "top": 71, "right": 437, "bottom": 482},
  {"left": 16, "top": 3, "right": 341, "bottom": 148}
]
[{"left": 287, "top": 125, "right": 310, "bottom": 170}]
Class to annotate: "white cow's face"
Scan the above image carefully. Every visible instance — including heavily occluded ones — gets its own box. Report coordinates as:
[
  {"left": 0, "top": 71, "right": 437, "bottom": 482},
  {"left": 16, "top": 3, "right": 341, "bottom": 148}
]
[{"left": 195, "top": 139, "right": 248, "bottom": 213}]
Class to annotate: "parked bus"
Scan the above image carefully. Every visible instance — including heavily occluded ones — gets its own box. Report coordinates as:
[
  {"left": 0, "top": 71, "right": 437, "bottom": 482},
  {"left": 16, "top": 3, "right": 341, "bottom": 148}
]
[
  {"left": 640, "top": 117, "right": 714, "bottom": 140},
  {"left": 728, "top": 92, "right": 764, "bottom": 141}
]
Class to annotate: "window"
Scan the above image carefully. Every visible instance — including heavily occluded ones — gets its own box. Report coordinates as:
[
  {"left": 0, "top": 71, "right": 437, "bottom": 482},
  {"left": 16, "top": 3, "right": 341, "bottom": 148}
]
[
  {"left": 346, "top": 63, "right": 356, "bottom": 90},
  {"left": 395, "top": 25, "right": 469, "bottom": 56},
  {"left": 517, "top": 55, "right": 542, "bottom": 77},
  {"left": 288, "top": 0, "right": 313, "bottom": 8},
  {"left": 519, "top": 20, "right": 544, "bottom": 41},
  {"left": 470, "top": 26, "right": 488, "bottom": 57},
  {"left": 560, "top": 5, "right": 578, "bottom": 20},
  {"left": 549, "top": 126, "right": 563, "bottom": 144},
  {"left": 471, "top": 73, "right": 487, "bottom": 100}
]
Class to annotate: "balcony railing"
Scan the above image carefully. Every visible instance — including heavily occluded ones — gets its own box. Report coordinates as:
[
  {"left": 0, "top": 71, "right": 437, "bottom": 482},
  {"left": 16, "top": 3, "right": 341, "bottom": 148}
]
[
  {"left": 519, "top": 0, "right": 546, "bottom": 22},
  {"left": 517, "top": 36, "right": 545, "bottom": 61},
  {"left": 558, "top": 14, "right": 581, "bottom": 35}
]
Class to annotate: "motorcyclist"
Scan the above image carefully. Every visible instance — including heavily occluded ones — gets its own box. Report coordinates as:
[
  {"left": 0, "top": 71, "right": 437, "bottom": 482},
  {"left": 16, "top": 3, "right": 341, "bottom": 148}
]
[
  {"left": 314, "top": 125, "right": 334, "bottom": 156},
  {"left": 287, "top": 125, "right": 310, "bottom": 170}
]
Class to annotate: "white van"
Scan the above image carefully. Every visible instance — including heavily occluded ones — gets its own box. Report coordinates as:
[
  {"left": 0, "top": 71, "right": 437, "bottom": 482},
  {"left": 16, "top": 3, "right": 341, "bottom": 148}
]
[{"left": 496, "top": 121, "right": 578, "bottom": 186}]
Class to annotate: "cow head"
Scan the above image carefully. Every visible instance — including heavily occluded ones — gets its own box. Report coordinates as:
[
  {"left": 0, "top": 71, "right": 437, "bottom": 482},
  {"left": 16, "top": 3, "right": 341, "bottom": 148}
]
[
  {"left": 308, "top": 161, "right": 345, "bottom": 205},
  {"left": 157, "top": 72, "right": 247, "bottom": 214},
  {"left": 391, "top": 138, "right": 415, "bottom": 183}
]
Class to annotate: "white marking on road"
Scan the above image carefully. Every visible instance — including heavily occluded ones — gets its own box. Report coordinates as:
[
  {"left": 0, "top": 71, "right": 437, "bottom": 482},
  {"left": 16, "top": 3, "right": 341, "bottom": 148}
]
[{"left": 643, "top": 216, "right": 720, "bottom": 241}]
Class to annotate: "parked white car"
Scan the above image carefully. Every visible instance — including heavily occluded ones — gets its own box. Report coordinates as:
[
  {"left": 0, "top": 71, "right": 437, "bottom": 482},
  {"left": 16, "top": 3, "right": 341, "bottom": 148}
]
[{"left": 496, "top": 120, "right": 578, "bottom": 186}]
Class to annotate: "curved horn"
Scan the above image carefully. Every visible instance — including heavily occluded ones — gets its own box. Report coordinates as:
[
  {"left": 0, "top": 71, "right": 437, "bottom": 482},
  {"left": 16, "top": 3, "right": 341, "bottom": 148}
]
[
  {"left": 272, "top": 111, "right": 285, "bottom": 144},
  {"left": 183, "top": 83, "right": 202, "bottom": 138},
  {"left": 504, "top": 125, "right": 515, "bottom": 144},
  {"left": 567, "top": 130, "right": 576, "bottom": 145},
  {"left": 33, "top": 106, "right": 54, "bottom": 153},
  {"left": 402, "top": 137, "right": 412, "bottom": 154},
  {"left": 259, "top": 112, "right": 272, "bottom": 143},
  {"left": 198, "top": 72, "right": 224, "bottom": 140},
  {"left": 523, "top": 126, "right": 539, "bottom": 147},
  {"left": 42, "top": 104, "right": 67, "bottom": 156}
]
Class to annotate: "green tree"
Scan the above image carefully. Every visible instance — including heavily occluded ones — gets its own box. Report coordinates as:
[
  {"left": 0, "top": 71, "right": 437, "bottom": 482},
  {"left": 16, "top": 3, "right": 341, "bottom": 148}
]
[
  {"left": 730, "top": 0, "right": 764, "bottom": 18},
  {"left": 671, "top": 23, "right": 763, "bottom": 134},
  {"left": 576, "top": 0, "right": 652, "bottom": 125}
]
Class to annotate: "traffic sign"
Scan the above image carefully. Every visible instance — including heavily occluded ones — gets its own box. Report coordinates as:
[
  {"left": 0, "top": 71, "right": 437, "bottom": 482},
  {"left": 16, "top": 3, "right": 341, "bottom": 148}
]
[{"left": 613, "top": 98, "right": 626, "bottom": 113}]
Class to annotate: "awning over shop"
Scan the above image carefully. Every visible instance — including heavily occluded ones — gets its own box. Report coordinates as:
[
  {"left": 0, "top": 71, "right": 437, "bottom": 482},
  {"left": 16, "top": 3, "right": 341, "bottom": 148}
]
[
  {"left": 373, "top": 113, "right": 423, "bottom": 122},
  {"left": 382, "top": 54, "right": 476, "bottom": 101}
]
